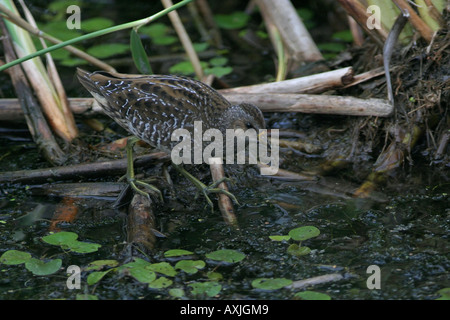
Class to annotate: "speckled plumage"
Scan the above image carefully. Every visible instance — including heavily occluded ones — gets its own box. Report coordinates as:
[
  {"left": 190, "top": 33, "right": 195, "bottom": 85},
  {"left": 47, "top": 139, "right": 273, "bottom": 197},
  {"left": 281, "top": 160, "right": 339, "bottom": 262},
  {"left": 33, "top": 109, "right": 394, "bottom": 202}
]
[{"left": 77, "top": 68, "right": 265, "bottom": 154}]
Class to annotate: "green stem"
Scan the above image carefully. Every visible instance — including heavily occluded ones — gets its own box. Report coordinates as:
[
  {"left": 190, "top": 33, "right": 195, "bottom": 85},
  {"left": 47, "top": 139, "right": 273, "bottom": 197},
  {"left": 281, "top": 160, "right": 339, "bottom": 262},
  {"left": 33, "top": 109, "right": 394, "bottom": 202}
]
[{"left": 0, "top": 0, "right": 193, "bottom": 72}]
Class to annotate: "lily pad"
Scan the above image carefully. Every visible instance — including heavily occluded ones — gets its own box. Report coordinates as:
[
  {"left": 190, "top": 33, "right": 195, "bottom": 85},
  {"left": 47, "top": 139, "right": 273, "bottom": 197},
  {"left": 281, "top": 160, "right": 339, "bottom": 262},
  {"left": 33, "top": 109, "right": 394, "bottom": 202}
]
[
  {"left": 25, "top": 258, "right": 62, "bottom": 276},
  {"left": 86, "top": 260, "right": 119, "bottom": 271},
  {"left": 87, "top": 269, "right": 114, "bottom": 285},
  {"left": 129, "top": 267, "right": 156, "bottom": 284},
  {"left": 147, "top": 262, "right": 177, "bottom": 277},
  {"left": 189, "top": 281, "right": 222, "bottom": 297},
  {"left": 287, "top": 244, "right": 311, "bottom": 257},
  {"left": 148, "top": 277, "right": 173, "bottom": 289},
  {"left": 251, "top": 278, "right": 292, "bottom": 290},
  {"left": 214, "top": 12, "right": 250, "bottom": 30},
  {"left": 269, "top": 235, "right": 291, "bottom": 242},
  {"left": 164, "top": 249, "right": 194, "bottom": 257},
  {"left": 87, "top": 43, "right": 130, "bottom": 58},
  {"left": 0, "top": 250, "right": 32, "bottom": 265},
  {"left": 288, "top": 226, "right": 320, "bottom": 241},
  {"left": 169, "top": 288, "right": 185, "bottom": 298},
  {"left": 206, "top": 249, "right": 245, "bottom": 263},
  {"left": 42, "top": 231, "right": 78, "bottom": 247},
  {"left": 175, "top": 260, "right": 205, "bottom": 274},
  {"left": 294, "top": 291, "right": 332, "bottom": 300}
]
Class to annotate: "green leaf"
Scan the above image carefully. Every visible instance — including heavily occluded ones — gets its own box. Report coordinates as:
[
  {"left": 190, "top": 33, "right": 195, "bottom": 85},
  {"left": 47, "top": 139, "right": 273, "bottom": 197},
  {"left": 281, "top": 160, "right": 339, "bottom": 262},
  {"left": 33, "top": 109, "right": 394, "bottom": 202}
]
[
  {"left": 68, "top": 241, "right": 101, "bottom": 253},
  {"left": 209, "top": 57, "right": 228, "bottom": 67},
  {"left": 86, "top": 260, "right": 119, "bottom": 271},
  {"left": 87, "top": 43, "right": 130, "bottom": 58},
  {"left": 25, "top": 258, "right": 62, "bottom": 276},
  {"left": 148, "top": 277, "right": 173, "bottom": 289},
  {"left": 189, "top": 282, "right": 221, "bottom": 297},
  {"left": 76, "top": 294, "right": 99, "bottom": 300},
  {"left": 169, "top": 288, "right": 185, "bottom": 298},
  {"left": 288, "top": 226, "right": 320, "bottom": 241},
  {"left": 129, "top": 267, "right": 157, "bottom": 283},
  {"left": 87, "top": 269, "right": 113, "bottom": 285},
  {"left": 204, "top": 66, "right": 233, "bottom": 78},
  {"left": 251, "top": 278, "right": 292, "bottom": 290},
  {"left": 169, "top": 61, "right": 208, "bottom": 76},
  {"left": 147, "top": 262, "right": 177, "bottom": 277},
  {"left": 139, "top": 23, "right": 169, "bottom": 38},
  {"left": 0, "top": 250, "right": 32, "bottom": 265},
  {"left": 42, "top": 231, "right": 78, "bottom": 247},
  {"left": 193, "top": 42, "right": 209, "bottom": 52},
  {"left": 436, "top": 288, "right": 450, "bottom": 300},
  {"left": 214, "top": 12, "right": 250, "bottom": 30},
  {"left": 332, "top": 30, "right": 353, "bottom": 43},
  {"left": 269, "top": 235, "right": 291, "bottom": 241},
  {"left": 81, "top": 18, "right": 114, "bottom": 32},
  {"left": 120, "top": 258, "right": 152, "bottom": 271},
  {"left": 287, "top": 244, "right": 311, "bottom": 256},
  {"left": 175, "top": 260, "right": 205, "bottom": 274},
  {"left": 130, "top": 29, "right": 153, "bottom": 74},
  {"left": 164, "top": 249, "right": 194, "bottom": 257},
  {"left": 207, "top": 272, "right": 223, "bottom": 281},
  {"left": 153, "top": 36, "right": 177, "bottom": 46},
  {"left": 294, "top": 291, "right": 331, "bottom": 300},
  {"left": 206, "top": 249, "right": 245, "bottom": 263}
]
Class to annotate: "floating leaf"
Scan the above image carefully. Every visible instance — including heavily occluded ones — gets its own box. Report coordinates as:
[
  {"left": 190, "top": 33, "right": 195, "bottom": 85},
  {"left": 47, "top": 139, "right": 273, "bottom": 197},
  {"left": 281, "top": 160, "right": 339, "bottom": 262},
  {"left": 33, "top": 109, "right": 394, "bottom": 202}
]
[
  {"left": 287, "top": 244, "right": 311, "bottom": 256},
  {"left": 169, "top": 288, "right": 185, "bottom": 298},
  {"left": 87, "top": 270, "right": 113, "bottom": 285},
  {"left": 294, "top": 291, "right": 331, "bottom": 300},
  {"left": 288, "top": 226, "right": 320, "bottom": 241},
  {"left": 205, "top": 66, "right": 233, "bottom": 78},
  {"left": 129, "top": 267, "right": 156, "bottom": 283},
  {"left": 86, "top": 260, "right": 119, "bottom": 271},
  {"left": 169, "top": 61, "right": 208, "bottom": 76},
  {"left": 76, "top": 294, "right": 99, "bottom": 300},
  {"left": 189, "top": 281, "right": 221, "bottom": 297},
  {"left": 87, "top": 43, "right": 129, "bottom": 58},
  {"left": 153, "top": 36, "right": 177, "bottom": 46},
  {"left": 0, "top": 250, "right": 32, "bottom": 265},
  {"left": 206, "top": 249, "right": 245, "bottom": 263},
  {"left": 81, "top": 17, "right": 114, "bottom": 32},
  {"left": 207, "top": 272, "right": 223, "bottom": 281},
  {"left": 130, "top": 29, "right": 153, "bottom": 74},
  {"left": 436, "top": 288, "right": 450, "bottom": 300},
  {"left": 139, "top": 23, "right": 169, "bottom": 38},
  {"left": 209, "top": 57, "right": 228, "bottom": 67},
  {"left": 148, "top": 277, "right": 173, "bottom": 289},
  {"left": 42, "top": 231, "right": 78, "bottom": 247},
  {"left": 164, "top": 249, "right": 194, "bottom": 257},
  {"left": 147, "top": 262, "right": 177, "bottom": 277},
  {"left": 193, "top": 42, "right": 209, "bottom": 52},
  {"left": 68, "top": 241, "right": 101, "bottom": 253},
  {"left": 251, "top": 278, "right": 292, "bottom": 290},
  {"left": 25, "top": 258, "right": 62, "bottom": 276},
  {"left": 121, "top": 258, "right": 152, "bottom": 270},
  {"left": 175, "top": 260, "right": 205, "bottom": 274},
  {"left": 269, "top": 235, "right": 291, "bottom": 242},
  {"left": 214, "top": 12, "right": 250, "bottom": 29}
]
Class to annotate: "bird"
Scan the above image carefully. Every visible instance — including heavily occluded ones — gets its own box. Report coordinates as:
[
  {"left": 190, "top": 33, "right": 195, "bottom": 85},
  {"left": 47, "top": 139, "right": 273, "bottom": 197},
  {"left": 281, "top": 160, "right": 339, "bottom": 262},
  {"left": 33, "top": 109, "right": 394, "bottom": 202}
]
[{"left": 77, "top": 68, "right": 265, "bottom": 210}]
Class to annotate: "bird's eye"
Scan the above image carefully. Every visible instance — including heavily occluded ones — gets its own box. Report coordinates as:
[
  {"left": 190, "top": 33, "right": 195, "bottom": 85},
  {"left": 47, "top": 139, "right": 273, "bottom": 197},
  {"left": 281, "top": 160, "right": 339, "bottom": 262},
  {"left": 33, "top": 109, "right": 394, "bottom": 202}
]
[{"left": 246, "top": 122, "right": 253, "bottom": 129}]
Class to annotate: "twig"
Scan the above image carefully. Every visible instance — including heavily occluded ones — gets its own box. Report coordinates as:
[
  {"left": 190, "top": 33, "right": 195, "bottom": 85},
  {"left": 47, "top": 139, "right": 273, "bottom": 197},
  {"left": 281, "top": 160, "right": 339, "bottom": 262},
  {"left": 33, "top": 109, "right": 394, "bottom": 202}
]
[
  {"left": 0, "top": 152, "right": 169, "bottom": 184},
  {"left": 285, "top": 273, "right": 346, "bottom": 290},
  {"left": 127, "top": 194, "right": 157, "bottom": 253},
  {"left": 209, "top": 158, "right": 238, "bottom": 227},
  {"left": 161, "top": 0, "right": 204, "bottom": 79},
  {"left": 220, "top": 67, "right": 354, "bottom": 94},
  {"left": 222, "top": 93, "right": 393, "bottom": 117},
  {"left": 383, "top": 9, "right": 410, "bottom": 105},
  {"left": 256, "top": 0, "right": 323, "bottom": 64}
]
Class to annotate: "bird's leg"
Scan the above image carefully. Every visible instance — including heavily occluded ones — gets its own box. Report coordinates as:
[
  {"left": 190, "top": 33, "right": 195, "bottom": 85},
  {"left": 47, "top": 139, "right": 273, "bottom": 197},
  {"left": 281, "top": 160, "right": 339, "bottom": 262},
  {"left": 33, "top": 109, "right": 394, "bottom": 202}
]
[
  {"left": 172, "top": 164, "right": 239, "bottom": 211},
  {"left": 119, "top": 136, "right": 163, "bottom": 201}
]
